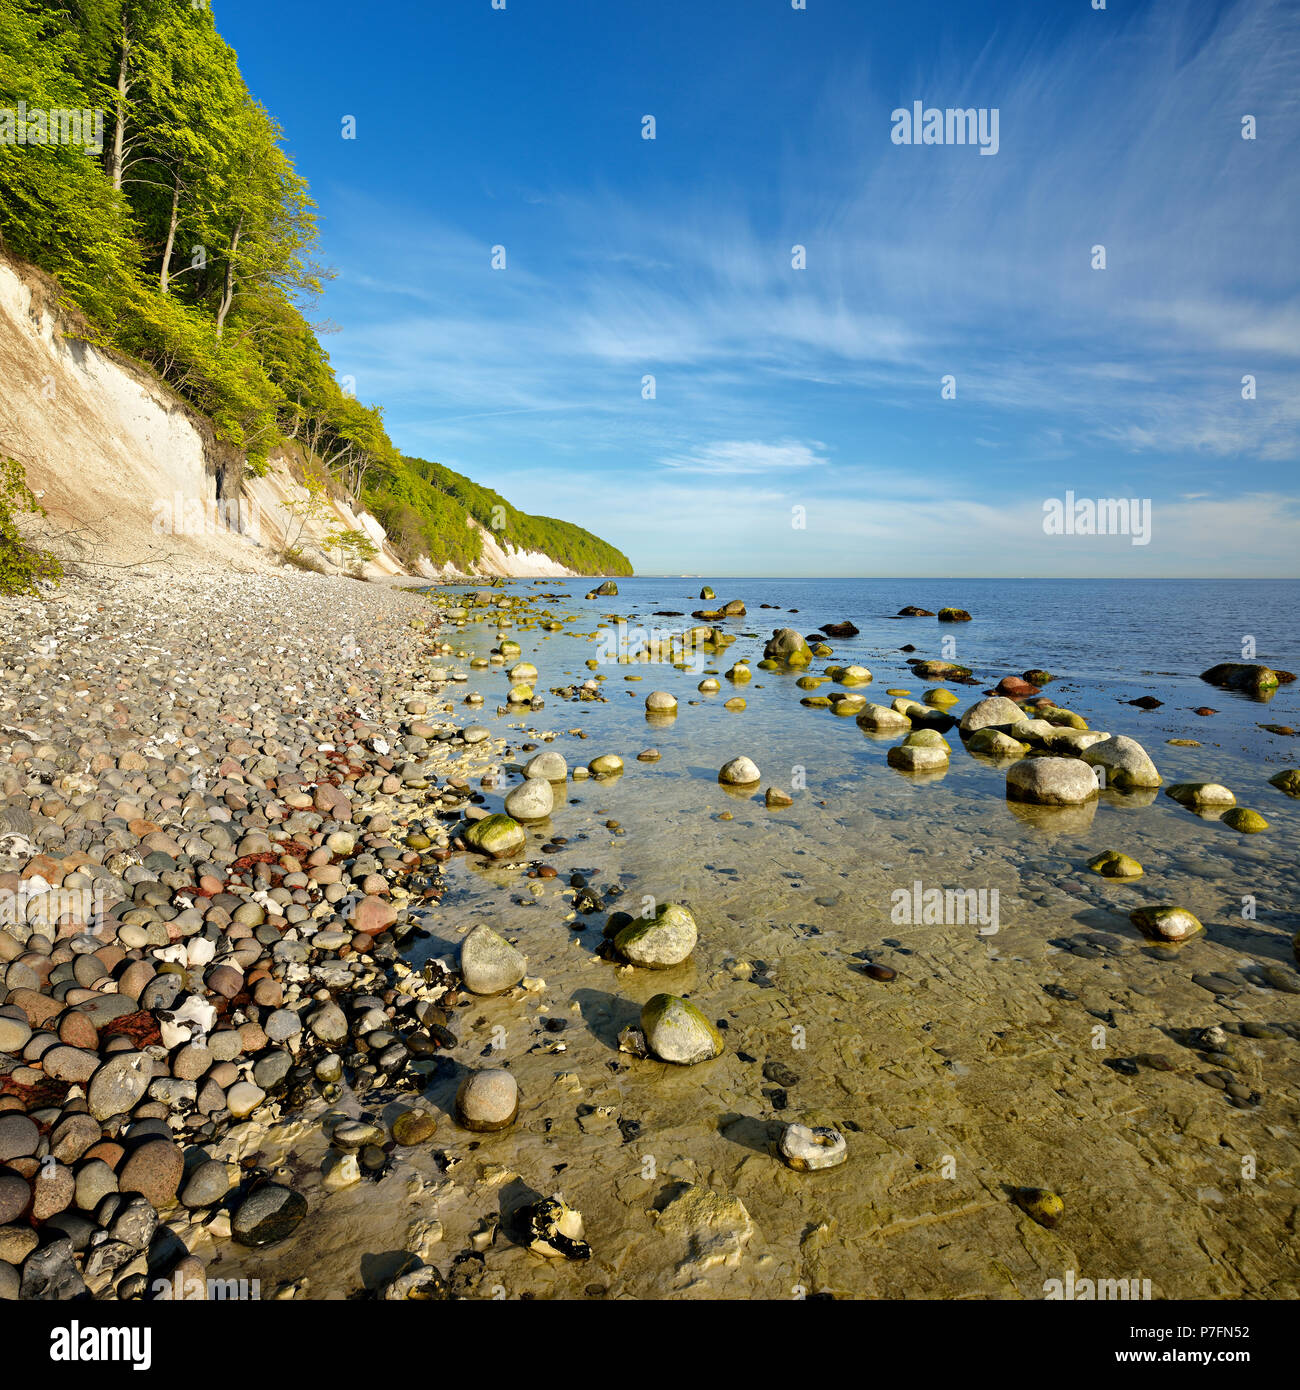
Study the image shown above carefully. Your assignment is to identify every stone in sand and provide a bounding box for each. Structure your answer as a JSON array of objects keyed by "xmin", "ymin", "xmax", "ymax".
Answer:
[
  {"xmin": 460, "ymin": 924, "xmax": 526, "ymax": 995},
  {"xmin": 232, "ymin": 1184, "xmax": 307, "ymax": 1247},
  {"xmin": 778, "ymin": 1123, "xmax": 848, "ymax": 1172},
  {"xmin": 456, "ymin": 1068, "xmax": 519, "ymax": 1131},
  {"xmin": 640, "ymin": 994, "xmax": 724, "ymax": 1065},
  {"xmin": 614, "ymin": 903, "xmax": 698, "ymax": 968}
]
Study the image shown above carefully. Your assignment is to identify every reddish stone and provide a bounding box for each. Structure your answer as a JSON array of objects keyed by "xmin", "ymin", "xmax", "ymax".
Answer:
[
  {"xmin": 58, "ymin": 1010, "xmax": 100, "ymax": 1050},
  {"xmin": 350, "ymin": 897, "xmax": 398, "ymax": 936},
  {"xmin": 206, "ymin": 965, "xmax": 244, "ymax": 999},
  {"xmin": 995, "ymin": 676, "xmax": 1040, "ymax": 699}
]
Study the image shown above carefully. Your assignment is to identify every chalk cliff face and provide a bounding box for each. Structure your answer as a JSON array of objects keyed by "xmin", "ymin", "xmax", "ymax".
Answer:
[{"xmin": 0, "ymin": 253, "xmax": 580, "ymax": 579}]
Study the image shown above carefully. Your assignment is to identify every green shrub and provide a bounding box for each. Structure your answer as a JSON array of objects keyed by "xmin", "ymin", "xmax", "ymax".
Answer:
[{"xmin": 0, "ymin": 457, "xmax": 62, "ymax": 595}]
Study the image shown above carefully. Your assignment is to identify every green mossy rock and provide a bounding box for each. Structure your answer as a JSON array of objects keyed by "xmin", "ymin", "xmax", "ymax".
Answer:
[
  {"xmin": 1222, "ymin": 807, "xmax": 1268, "ymax": 833},
  {"xmin": 464, "ymin": 814, "xmax": 526, "ymax": 860},
  {"xmin": 1130, "ymin": 905, "xmax": 1203, "ymax": 943},
  {"xmin": 1087, "ymin": 850, "xmax": 1143, "ymax": 880},
  {"xmin": 614, "ymin": 904, "xmax": 698, "ymax": 969},
  {"xmin": 640, "ymin": 994, "xmax": 724, "ymax": 1065}
]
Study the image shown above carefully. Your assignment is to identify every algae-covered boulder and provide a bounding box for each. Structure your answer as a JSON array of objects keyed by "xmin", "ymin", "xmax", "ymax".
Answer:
[
  {"xmin": 968, "ymin": 727, "xmax": 1029, "ymax": 758},
  {"xmin": 588, "ymin": 753, "xmax": 624, "ymax": 777},
  {"xmin": 640, "ymin": 994, "xmax": 724, "ymax": 1064},
  {"xmin": 1166, "ymin": 782, "xmax": 1235, "ymax": 808},
  {"xmin": 1082, "ymin": 735, "xmax": 1162, "ymax": 789},
  {"xmin": 856, "ymin": 703, "xmax": 911, "ymax": 732},
  {"xmin": 1130, "ymin": 906, "xmax": 1203, "ymax": 943},
  {"xmin": 1087, "ymin": 850, "xmax": 1143, "ymax": 880},
  {"xmin": 614, "ymin": 904, "xmax": 698, "ymax": 969},
  {"xmin": 826, "ymin": 664, "xmax": 872, "ymax": 686},
  {"xmin": 1222, "ymin": 807, "xmax": 1268, "ymax": 833},
  {"xmin": 937, "ymin": 607, "xmax": 972, "ymax": 622},
  {"xmin": 1269, "ymin": 769, "xmax": 1300, "ymax": 797},
  {"xmin": 699, "ymin": 586, "xmax": 715, "ymax": 600},
  {"xmin": 763, "ymin": 628, "xmax": 813, "ymax": 667},
  {"xmin": 1200, "ymin": 662, "xmax": 1288, "ymax": 694},
  {"xmin": 465, "ymin": 813, "xmax": 526, "ymax": 859}
]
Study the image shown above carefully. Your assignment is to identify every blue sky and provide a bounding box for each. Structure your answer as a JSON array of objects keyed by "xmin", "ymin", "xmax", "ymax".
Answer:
[{"xmin": 216, "ymin": 0, "xmax": 1299, "ymax": 576}]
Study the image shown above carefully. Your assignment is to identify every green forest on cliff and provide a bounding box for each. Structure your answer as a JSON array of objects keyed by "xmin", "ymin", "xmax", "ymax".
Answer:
[{"xmin": 0, "ymin": 0, "xmax": 631, "ymax": 575}]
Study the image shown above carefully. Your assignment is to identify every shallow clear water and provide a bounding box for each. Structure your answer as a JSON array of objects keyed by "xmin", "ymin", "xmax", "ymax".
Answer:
[{"xmin": 226, "ymin": 577, "xmax": 1300, "ymax": 1299}]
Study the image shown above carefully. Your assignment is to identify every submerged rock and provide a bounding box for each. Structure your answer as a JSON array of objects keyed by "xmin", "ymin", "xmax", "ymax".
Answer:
[
  {"xmin": 762, "ymin": 628, "xmax": 813, "ymax": 666},
  {"xmin": 856, "ymin": 703, "xmax": 911, "ymax": 732},
  {"xmin": 1222, "ymin": 807, "xmax": 1268, "ymax": 833},
  {"xmin": 1269, "ymin": 769, "xmax": 1300, "ymax": 796},
  {"xmin": 1081, "ymin": 735, "xmax": 1162, "ymax": 789},
  {"xmin": 1087, "ymin": 850, "xmax": 1144, "ymax": 879},
  {"xmin": 1130, "ymin": 906, "xmax": 1203, "ymax": 943},
  {"xmin": 967, "ymin": 727, "xmax": 1028, "ymax": 758},
  {"xmin": 1166, "ymin": 782, "xmax": 1235, "ymax": 808},
  {"xmin": 959, "ymin": 696, "xmax": 1024, "ymax": 734},
  {"xmin": 524, "ymin": 749, "xmax": 568, "ymax": 781},
  {"xmin": 504, "ymin": 777, "xmax": 553, "ymax": 821},
  {"xmin": 1200, "ymin": 662, "xmax": 1289, "ymax": 694}
]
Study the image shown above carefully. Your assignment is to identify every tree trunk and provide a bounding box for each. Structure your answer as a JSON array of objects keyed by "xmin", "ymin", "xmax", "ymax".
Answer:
[
  {"xmin": 215, "ymin": 216, "xmax": 243, "ymax": 338},
  {"xmin": 159, "ymin": 180, "xmax": 180, "ymax": 293},
  {"xmin": 109, "ymin": 19, "xmax": 129, "ymax": 190}
]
